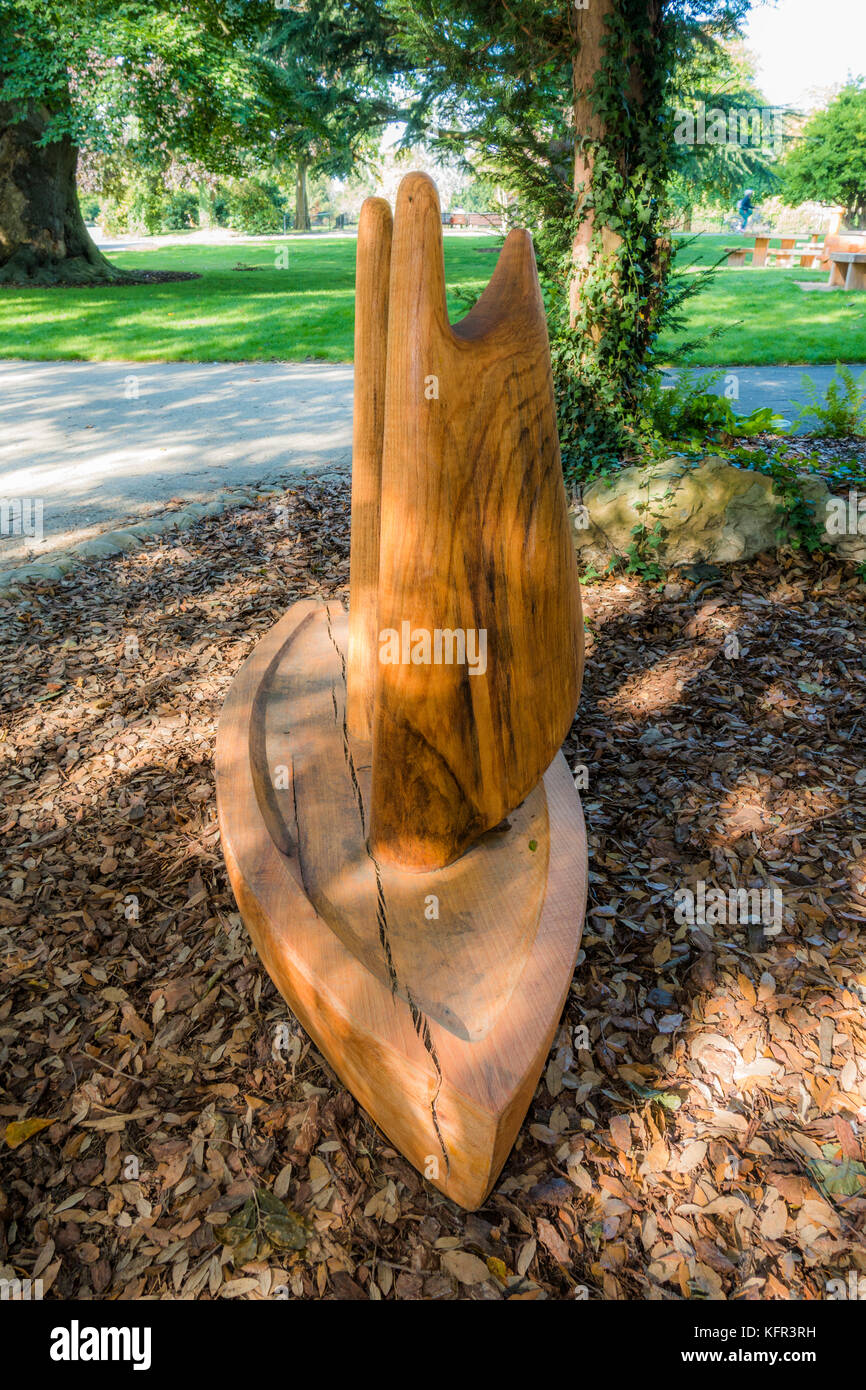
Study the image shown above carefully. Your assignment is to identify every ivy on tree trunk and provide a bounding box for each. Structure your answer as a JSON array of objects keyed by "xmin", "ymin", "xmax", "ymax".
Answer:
[{"xmin": 554, "ymin": 0, "xmax": 673, "ymax": 477}]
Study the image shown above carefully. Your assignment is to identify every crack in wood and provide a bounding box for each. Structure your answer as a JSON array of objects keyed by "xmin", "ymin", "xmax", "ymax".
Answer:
[{"xmin": 324, "ymin": 603, "xmax": 449, "ymax": 1174}]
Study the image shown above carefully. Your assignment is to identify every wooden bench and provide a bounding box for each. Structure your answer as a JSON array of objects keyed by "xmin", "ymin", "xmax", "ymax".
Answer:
[
  {"xmin": 820, "ymin": 232, "xmax": 866, "ymax": 270},
  {"xmin": 794, "ymin": 236, "xmax": 823, "ymax": 268},
  {"xmin": 828, "ymin": 251, "xmax": 866, "ymax": 290},
  {"xmin": 751, "ymin": 235, "xmax": 797, "ymax": 268},
  {"xmin": 723, "ymin": 246, "xmax": 748, "ymax": 266},
  {"xmin": 215, "ymin": 173, "xmax": 588, "ymax": 1211},
  {"xmin": 752, "ymin": 235, "xmax": 770, "ymax": 267}
]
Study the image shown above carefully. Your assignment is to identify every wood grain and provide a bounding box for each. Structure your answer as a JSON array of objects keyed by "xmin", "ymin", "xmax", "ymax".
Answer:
[
  {"xmin": 265, "ymin": 602, "xmax": 549, "ymax": 1042},
  {"xmin": 216, "ymin": 171, "xmax": 589, "ymax": 1207},
  {"xmin": 347, "ymin": 197, "xmax": 392, "ymax": 742},
  {"xmin": 369, "ymin": 172, "xmax": 583, "ymax": 871},
  {"xmin": 215, "ymin": 600, "xmax": 587, "ymax": 1210}
]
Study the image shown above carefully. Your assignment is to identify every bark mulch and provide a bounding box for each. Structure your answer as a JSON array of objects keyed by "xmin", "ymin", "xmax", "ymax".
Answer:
[
  {"xmin": 0, "ymin": 271, "xmax": 201, "ymax": 292},
  {"xmin": 1, "ymin": 477, "xmax": 865, "ymax": 1301}
]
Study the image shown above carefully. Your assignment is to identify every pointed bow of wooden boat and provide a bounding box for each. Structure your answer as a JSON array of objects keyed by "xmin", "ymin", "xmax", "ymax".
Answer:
[{"xmin": 216, "ymin": 601, "xmax": 587, "ymax": 1210}]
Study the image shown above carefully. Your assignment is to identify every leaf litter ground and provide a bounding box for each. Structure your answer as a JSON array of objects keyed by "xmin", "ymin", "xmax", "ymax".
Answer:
[{"xmin": 1, "ymin": 477, "xmax": 865, "ymax": 1301}]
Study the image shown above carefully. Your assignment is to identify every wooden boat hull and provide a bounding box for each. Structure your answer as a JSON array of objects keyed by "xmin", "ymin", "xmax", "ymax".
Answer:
[{"xmin": 216, "ymin": 599, "xmax": 587, "ymax": 1210}]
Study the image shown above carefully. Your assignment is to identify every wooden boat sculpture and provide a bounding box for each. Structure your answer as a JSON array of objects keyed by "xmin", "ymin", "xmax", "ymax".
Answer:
[{"xmin": 216, "ymin": 172, "xmax": 587, "ymax": 1210}]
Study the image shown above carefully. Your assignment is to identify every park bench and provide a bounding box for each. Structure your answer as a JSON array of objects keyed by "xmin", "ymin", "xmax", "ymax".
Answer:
[
  {"xmin": 723, "ymin": 245, "xmax": 748, "ymax": 266},
  {"xmin": 752, "ymin": 234, "xmax": 770, "ymax": 266},
  {"xmin": 794, "ymin": 236, "xmax": 823, "ymax": 268},
  {"xmin": 772, "ymin": 237, "xmax": 797, "ymax": 267},
  {"xmin": 750, "ymin": 236, "xmax": 796, "ymax": 267},
  {"xmin": 747, "ymin": 235, "xmax": 822, "ymax": 269},
  {"xmin": 828, "ymin": 251, "xmax": 866, "ymax": 290}
]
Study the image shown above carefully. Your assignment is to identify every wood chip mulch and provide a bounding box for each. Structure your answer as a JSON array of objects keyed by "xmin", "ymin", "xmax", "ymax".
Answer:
[
  {"xmin": 1, "ymin": 477, "xmax": 865, "ymax": 1301},
  {"xmin": 747, "ymin": 431, "xmax": 865, "ymax": 481}
]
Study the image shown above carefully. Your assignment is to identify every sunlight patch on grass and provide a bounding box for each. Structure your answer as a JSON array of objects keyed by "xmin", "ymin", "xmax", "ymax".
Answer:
[{"xmin": 0, "ymin": 231, "xmax": 860, "ymax": 366}]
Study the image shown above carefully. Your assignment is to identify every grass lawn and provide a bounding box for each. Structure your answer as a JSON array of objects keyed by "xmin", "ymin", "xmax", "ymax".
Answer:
[
  {"xmin": 0, "ymin": 230, "xmax": 863, "ymax": 366},
  {"xmin": 0, "ymin": 235, "xmax": 492, "ymax": 363},
  {"xmin": 660, "ymin": 233, "xmax": 866, "ymax": 366}
]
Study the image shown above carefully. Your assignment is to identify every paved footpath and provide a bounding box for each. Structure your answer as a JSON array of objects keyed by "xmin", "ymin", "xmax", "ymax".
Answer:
[
  {"xmin": 665, "ymin": 363, "xmax": 866, "ymax": 428},
  {"xmin": 0, "ymin": 359, "xmax": 862, "ymax": 564},
  {"xmin": 0, "ymin": 360, "xmax": 353, "ymax": 562}
]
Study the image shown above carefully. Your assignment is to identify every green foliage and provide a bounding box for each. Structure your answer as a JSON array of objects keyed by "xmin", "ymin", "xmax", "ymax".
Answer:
[
  {"xmin": 667, "ymin": 37, "xmax": 781, "ymax": 220},
  {"xmin": 389, "ymin": 0, "xmax": 757, "ymax": 479},
  {"xmin": 780, "ymin": 82, "xmax": 866, "ymax": 229},
  {"xmin": 625, "ymin": 515, "xmax": 667, "ymax": 583},
  {"xmin": 795, "ymin": 365, "xmax": 866, "ymax": 438},
  {"xmin": 96, "ymin": 174, "xmax": 201, "ymax": 235},
  {"xmin": 162, "ymin": 190, "xmax": 201, "ymax": 232},
  {"xmin": 0, "ymin": 0, "xmax": 289, "ymax": 166},
  {"xmin": 223, "ymin": 178, "xmax": 285, "ymax": 235},
  {"xmin": 78, "ymin": 194, "xmax": 101, "ymax": 223},
  {"xmin": 754, "ymin": 447, "xmax": 831, "ymax": 555},
  {"xmin": 215, "ymin": 1188, "xmax": 308, "ymax": 1265},
  {"xmin": 645, "ymin": 367, "xmax": 786, "ymax": 445},
  {"xmin": 260, "ymin": 1, "xmax": 408, "ymax": 182}
]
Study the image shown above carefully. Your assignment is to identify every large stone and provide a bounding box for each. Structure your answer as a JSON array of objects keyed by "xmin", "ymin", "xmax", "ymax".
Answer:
[
  {"xmin": 75, "ymin": 535, "xmax": 124, "ymax": 558},
  {"xmin": 571, "ymin": 456, "xmax": 864, "ymax": 570}
]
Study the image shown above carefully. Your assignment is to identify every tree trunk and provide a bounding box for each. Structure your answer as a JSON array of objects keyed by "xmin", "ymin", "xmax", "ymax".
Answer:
[
  {"xmin": 294, "ymin": 159, "xmax": 310, "ymax": 232},
  {"xmin": 569, "ymin": 0, "xmax": 616, "ymax": 323},
  {"xmin": 0, "ymin": 103, "xmax": 133, "ymax": 285},
  {"xmin": 568, "ymin": 0, "xmax": 661, "ymax": 325},
  {"xmin": 553, "ymin": 0, "xmax": 670, "ymax": 474},
  {"xmin": 197, "ymin": 181, "xmax": 215, "ymax": 229}
]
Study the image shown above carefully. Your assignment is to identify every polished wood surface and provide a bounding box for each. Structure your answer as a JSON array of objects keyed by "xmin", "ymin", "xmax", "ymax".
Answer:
[
  {"xmin": 369, "ymin": 173, "xmax": 583, "ymax": 871},
  {"xmin": 262, "ymin": 601, "xmax": 549, "ymax": 1042},
  {"xmin": 215, "ymin": 601, "xmax": 587, "ymax": 1210},
  {"xmin": 347, "ymin": 197, "xmax": 392, "ymax": 743},
  {"xmin": 216, "ymin": 172, "xmax": 588, "ymax": 1208}
]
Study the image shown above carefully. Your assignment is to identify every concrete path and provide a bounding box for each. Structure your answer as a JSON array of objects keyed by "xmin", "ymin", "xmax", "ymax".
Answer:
[
  {"xmin": 663, "ymin": 364, "xmax": 866, "ymax": 429},
  {"xmin": 1, "ymin": 358, "xmax": 862, "ymax": 565},
  {"xmin": 0, "ymin": 361, "xmax": 353, "ymax": 563}
]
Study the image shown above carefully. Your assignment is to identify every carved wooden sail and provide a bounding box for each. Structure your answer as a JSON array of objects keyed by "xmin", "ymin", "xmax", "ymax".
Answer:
[
  {"xmin": 347, "ymin": 196, "xmax": 392, "ymax": 744},
  {"xmin": 354, "ymin": 173, "xmax": 583, "ymax": 870},
  {"xmin": 216, "ymin": 173, "xmax": 587, "ymax": 1210}
]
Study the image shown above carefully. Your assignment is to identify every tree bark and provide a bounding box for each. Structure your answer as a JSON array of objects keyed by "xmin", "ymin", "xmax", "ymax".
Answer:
[
  {"xmin": 0, "ymin": 103, "xmax": 133, "ymax": 285},
  {"xmin": 569, "ymin": 0, "xmax": 619, "ymax": 325},
  {"xmin": 294, "ymin": 158, "xmax": 310, "ymax": 232},
  {"xmin": 568, "ymin": 0, "xmax": 665, "ymax": 336}
]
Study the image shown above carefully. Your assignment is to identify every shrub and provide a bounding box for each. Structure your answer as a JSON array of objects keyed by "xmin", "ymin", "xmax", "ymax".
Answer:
[
  {"xmin": 224, "ymin": 178, "xmax": 285, "ymax": 235},
  {"xmin": 78, "ymin": 194, "xmax": 101, "ymax": 223},
  {"xmin": 645, "ymin": 368, "xmax": 785, "ymax": 444},
  {"xmin": 796, "ymin": 366, "xmax": 866, "ymax": 438},
  {"xmin": 161, "ymin": 190, "xmax": 200, "ymax": 231}
]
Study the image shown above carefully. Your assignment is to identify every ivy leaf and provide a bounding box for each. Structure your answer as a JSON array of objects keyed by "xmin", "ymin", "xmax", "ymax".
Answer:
[
  {"xmin": 215, "ymin": 1196, "xmax": 257, "ymax": 1245},
  {"xmin": 262, "ymin": 1209, "xmax": 308, "ymax": 1251},
  {"xmin": 807, "ymin": 1157, "xmax": 866, "ymax": 1198},
  {"xmin": 625, "ymin": 1081, "xmax": 683, "ymax": 1110}
]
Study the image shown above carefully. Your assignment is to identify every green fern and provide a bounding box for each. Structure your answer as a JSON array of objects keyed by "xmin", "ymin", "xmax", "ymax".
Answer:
[{"xmin": 795, "ymin": 365, "xmax": 866, "ymax": 438}]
